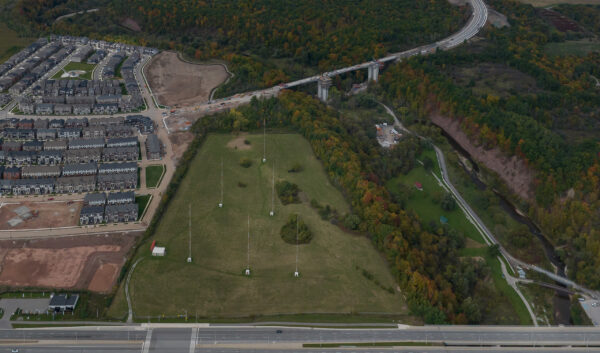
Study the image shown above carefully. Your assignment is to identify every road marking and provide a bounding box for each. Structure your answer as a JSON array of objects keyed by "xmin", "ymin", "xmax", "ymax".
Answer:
[
  {"xmin": 142, "ymin": 328, "xmax": 152, "ymax": 353},
  {"xmin": 190, "ymin": 327, "xmax": 198, "ymax": 353}
]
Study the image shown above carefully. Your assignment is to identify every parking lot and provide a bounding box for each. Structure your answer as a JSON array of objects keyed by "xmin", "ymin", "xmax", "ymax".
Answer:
[{"xmin": 580, "ymin": 298, "xmax": 600, "ymax": 326}]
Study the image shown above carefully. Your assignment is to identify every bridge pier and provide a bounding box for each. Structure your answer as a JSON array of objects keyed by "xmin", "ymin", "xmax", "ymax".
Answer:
[
  {"xmin": 317, "ymin": 76, "xmax": 332, "ymax": 102},
  {"xmin": 367, "ymin": 62, "xmax": 379, "ymax": 82}
]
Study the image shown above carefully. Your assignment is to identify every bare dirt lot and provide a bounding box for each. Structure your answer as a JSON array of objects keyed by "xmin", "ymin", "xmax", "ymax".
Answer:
[
  {"xmin": 0, "ymin": 201, "xmax": 82, "ymax": 230},
  {"xmin": 168, "ymin": 131, "xmax": 195, "ymax": 163},
  {"xmin": 145, "ymin": 51, "xmax": 229, "ymax": 107},
  {"xmin": 0, "ymin": 232, "xmax": 140, "ymax": 293}
]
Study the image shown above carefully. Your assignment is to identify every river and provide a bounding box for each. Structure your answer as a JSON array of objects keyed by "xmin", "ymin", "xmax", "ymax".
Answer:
[{"xmin": 435, "ymin": 126, "xmax": 572, "ymax": 325}]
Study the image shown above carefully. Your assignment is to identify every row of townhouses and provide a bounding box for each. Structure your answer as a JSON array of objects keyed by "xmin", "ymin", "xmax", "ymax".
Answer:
[
  {"xmin": 0, "ymin": 172, "xmax": 137, "ymax": 195},
  {"xmin": 0, "ymin": 146, "xmax": 138, "ymax": 166},
  {"xmin": 80, "ymin": 191, "xmax": 139, "ymax": 224},
  {"xmin": 0, "ymin": 115, "xmax": 154, "ymax": 135}
]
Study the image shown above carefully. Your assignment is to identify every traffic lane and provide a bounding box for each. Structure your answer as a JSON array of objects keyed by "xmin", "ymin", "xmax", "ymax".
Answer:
[
  {"xmin": 0, "ymin": 329, "xmax": 146, "ymax": 341},
  {"xmin": 195, "ymin": 348, "xmax": 600, "ymax": 353},
  {"xmin": 0, "ymin": 344, "xmax": 141, "ymax": 353},
  {"xmin": 195, "ymin": 327, "xmax": 600, "ymax": 344},
  {"xmin": 149, "ymin": 328, "xmax": 192, "ymax": 353}
]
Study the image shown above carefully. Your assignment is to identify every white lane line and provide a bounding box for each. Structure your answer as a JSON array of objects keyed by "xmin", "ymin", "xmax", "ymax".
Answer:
[
  {"xmin": 142, "ymin": 328, "xmax": 152, "ymax": 353},
  {"xmin": 190, "ymin": 327, "xmax": 198, "ymax": 353}
]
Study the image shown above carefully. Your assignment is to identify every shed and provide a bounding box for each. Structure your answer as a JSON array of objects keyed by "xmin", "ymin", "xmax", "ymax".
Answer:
[
  {"xmin": 414, "ymin": 182, "xmax": 423, "ymax": 191},
  {"xmin": 152, "ymin": 246, "xmax": 165, "ymax": 257},
  {"xmin": 440, "ymin": 216, "xmax": 448, "ymax": 224}
]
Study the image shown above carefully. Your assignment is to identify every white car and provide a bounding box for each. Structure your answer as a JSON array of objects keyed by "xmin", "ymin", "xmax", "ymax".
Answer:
[{"xmin": 592, "ymin": 302, "xmax": 599, "ymax": 307}]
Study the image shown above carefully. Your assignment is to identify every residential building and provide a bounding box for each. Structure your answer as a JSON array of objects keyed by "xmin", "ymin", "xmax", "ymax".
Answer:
[
  {"xmin": 98, "ymin": 162, "xmax": 137, "ymax": 175},
  {"xmin": 36, "ymin": 128, "xmax": 57, "ymax": 140},
  {"xmin": 107, "ymin": 191, "xmax": 135, "ymax": 205},
  {"xmin": 79, "ymin": 205, "xmax": 104, "ymax": 225},
  {"xmin": 44, "ymin": 139, "xmax": 67, "ymax": 151},
  {"xmin": 22, "ymin": 165, "xmax": 61, "ymax": 179},
  {"xmin": 3, "ymin": 167, "xmax": 21, "ymax": 180},
  {"xmin": 62, "ymin": 163, "xmax": 97, "ymax": 176},
  {"xmin": 84, "ymin": 193, "xmax": 106, "ymax": 206},
  {"xmin": 97, "ymin": 172, "xmax": 136, "ymax": 191},
  {"xmin": 55, "ymin": 175, "xmax": 96, "ymax": 193},
  {"xmin": 82, "ymin": 126, "xmax": 106, "ymax": 139},
  {"xmin": 12, "ymin": 178, "xmax": 55, "ymax": 195},
  {"xmin": 37, "ymin": 150, "xmax": 63, "ymax": 165},
  {"xmin": 106, "ymin": 137, "xmax": 137, "ymax": 148},
  {"xmin": 64, "ymin": 148, "xmax": 102, "ymax": 164},
  {"xmin": 102, "ymin": 146, "xmax": 138, "ymax": 162},
  {"xmin": 2, "ymin": 141, "xmax": 22, "ymax": 151},
  {"xmin": 68, "ymin": 138, "xmax": 105, "ymax": 150},
  {"xmin": 145, "ymin": 134, "xmax": 162, "ymax": 160},
  {"xmin": 105, "ymin": 203, "xmax": 138, "ymax": 223},
  {"xmin": 23, "ymin": 140, "xmax": 43, "ymax": 152},
  {"xmin": 57, "ymin": 128, "xmax": 81, "ymax": 139},
  {"xmin": 7, "ymin": 151, "xmax": 36, "ymax": 165}
]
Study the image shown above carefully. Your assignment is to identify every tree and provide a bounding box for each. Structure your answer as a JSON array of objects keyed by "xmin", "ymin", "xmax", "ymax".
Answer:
[
  {"xmin": 422, "ymin": 156, "xmax": 434, "ymax": 172},
  {"xmin": 441, "ymin": 193, "xmax": 457, "ymax": 211}
]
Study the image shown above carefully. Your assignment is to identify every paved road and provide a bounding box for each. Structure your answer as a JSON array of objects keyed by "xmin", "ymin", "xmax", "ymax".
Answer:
[{"xmin": 3, "ymin": 326, "xmax": 600, "ymax": 346}]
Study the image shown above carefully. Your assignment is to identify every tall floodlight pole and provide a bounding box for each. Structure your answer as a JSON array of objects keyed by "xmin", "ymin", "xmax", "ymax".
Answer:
[
  {"xmin": 262, "ymin": 118, "xmax": 267, "ymax": 163},
  {"xmin": 294, "ymin": 214, "xmax": 299, "ymax": 277},
  {"xmin": 245, "ymin": 215, "xmax": 251, "ymax": 276},
  {"xmin": 187, "ymin": 203, "xmax": 192, "ymax": 263},
  {"xmin": 218, "ymin": 158, "xmax": 223, "ymax": 208},
  {"xmin": 270, "ymin": 162, "xmax": 275, "ymax": 216}
]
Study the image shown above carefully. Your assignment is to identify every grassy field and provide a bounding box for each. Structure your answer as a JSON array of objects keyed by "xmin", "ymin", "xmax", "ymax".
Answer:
[
  {"xmin": 545, "ymin": 40, "xmax": 600, "ymax": 57},
  {"xmin": 51, "ymin": 61, "xmax": 96, "ymax": 80},
  {"xmin": 135, "ymin": 195, "xmax": 152, "ymax": 220},
  {"xmin": 109, "ymin": 133, "xmax": 411, "ymax": 320},
  {"xmin": 385, "ymin": 149, "xmax": 485, "ymax": 244},
  {"xmin": 0, "ymin": 23, "xmax": 36, "ymax": 63},
  {"xmin": 145, "ymin": 165, "xmax": 165, "ymax": 188}
]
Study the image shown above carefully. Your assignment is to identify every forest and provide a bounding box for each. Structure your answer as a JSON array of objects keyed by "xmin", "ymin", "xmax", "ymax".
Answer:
[
  {"xmin": 3, "ymin": 0, "xmax": 468, "ymax": 96},
  {"xmin": 376, "ymin": 0, "xmax": 600, "ymax": 289}
]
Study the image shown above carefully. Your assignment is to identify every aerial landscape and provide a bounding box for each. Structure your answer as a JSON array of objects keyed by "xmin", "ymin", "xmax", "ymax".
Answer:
[{"xmin": 0, "ymin": 0, "xmax": 598, "ymax": 351}]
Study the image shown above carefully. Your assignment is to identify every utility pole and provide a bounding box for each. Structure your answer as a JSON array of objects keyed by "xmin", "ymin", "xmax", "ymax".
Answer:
[
  {"xmin": 270, "ymin": 162, "xmax": 275, "ymax": 216},
  {"xmin": 262, "ymin": 118, "xmax": 267, "ymax": 163},
  {"xmin": 187, "ymin": 203, "xmax": 192, "ymax": 263},
  {"xmin": 245, "ymin": 215, "xmax": 251, "ymax": 276},
  {"xmin": 218, "ymin": 158, "xmax": 223, "ymax": 208},
  {"xmin": 294, "ymin": 214, "xmax": 299, "ymax": 277}
]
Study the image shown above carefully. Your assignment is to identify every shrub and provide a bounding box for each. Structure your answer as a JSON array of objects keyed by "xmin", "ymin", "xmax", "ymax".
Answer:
[
  {"xmin": 288, "ymin": 163, "xmax": 303, "ymax": 173},
  {"xmin": 280, "ymin": 215, "xmax": 313, "ymax": 244},
  {"xmin": 239, "ymin": 158, "xmax": 252, "ymax": 168},
  {"xmin": 244, "ymin": 139, "xmax": 251, "ymax": 145},
  {"xmin": 441, "ymin": 193, "xmax": 457, "ymax": 211},
  {"xmin": 238, "ymin": 181, "xmax": 247, "ymax": 188},
  {"xmin": 276, "ymin": 180, "xmax": 300, "ymax": 204},
  {"xmin": 344, "ymin": 214, "xmax": 361, "ymax": 230}
]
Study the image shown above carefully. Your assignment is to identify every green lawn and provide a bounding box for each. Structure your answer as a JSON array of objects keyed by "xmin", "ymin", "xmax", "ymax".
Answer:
[
  {"xmin": 545, "ymin": 40, "xmax": 600, "ymax": 57},
  {"xmin": 145, "ymin": 165, "xmax": 165, "ymax": 188},
  {"xmin": 135, "ymin": 195, "xmax": 152, "ymax": 220},
  {"xmin": 0, "ymin": 23, "xmax": 36, "ymax": 63},
  {"xmin": 51, "ymin": 61, "xmax": 96, "ymax": 80},
  {"xmin": 110, "ymin": 133, "xmax": 411, "ymax": 320},
  {"xmin": 385, "ymin": 151, "xmax": 485, "ymax": 244}
]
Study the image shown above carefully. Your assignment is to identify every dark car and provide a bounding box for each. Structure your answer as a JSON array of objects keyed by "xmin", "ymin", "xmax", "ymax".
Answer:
[{"xmin": 276, "ymin": 330, "xmax": 283, "ymax": 334}]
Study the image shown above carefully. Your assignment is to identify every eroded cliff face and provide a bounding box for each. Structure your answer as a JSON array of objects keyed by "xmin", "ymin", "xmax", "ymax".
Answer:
[{"xmin": 430, "ymin": 113, "xmax": 535, "ymax": 201}]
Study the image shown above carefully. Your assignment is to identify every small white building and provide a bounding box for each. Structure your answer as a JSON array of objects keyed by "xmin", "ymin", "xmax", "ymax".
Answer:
[{"xmin": 152, "ymin": 246, "xmax": 166, "ymax": 257}]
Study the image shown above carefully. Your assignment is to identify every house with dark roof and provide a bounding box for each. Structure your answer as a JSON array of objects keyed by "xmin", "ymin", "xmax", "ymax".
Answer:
[
  {"xmin": 98, "ymin": 162, "xmax": 137, "ymax": 175},
  {"xmin": 105, "ymin": 203, "xmax": 138, "ymax": 223},
  {"xmin": 64, "ymin": 148, "xmax": 102, "ymax": 164},
  {"xmin": 107, "ymin": 191, "xmax": 135, "ymax": 205},
  {"xmin": 37, "ymin": 150, "xmax": 63, "ymax": 165},
  {"xmin": 12, "ymin": 178, "xmax": 55, "ymax": 195},
  {"xmin": 84, "ymin": 193, "xmax": 107, "ymax": 206},
  {"xmin": 79, "ymin": 206, "xmax": 104, "ymax": 225},
  {"xmin": 23, "ymin": 140, "xmax": 43, "ymax": 152},
  {"xmin": 68, "ymin": 138, "xmax": 105, "ymax": 150},
  {"xmin": 22, "ymin": 165, "xmax": 61, "ymax": 179},
  {"xmin": 97, "ymin": 172, "xmax": 136, "ymax": 191},
  {"xmin": 44, "ymin": 139, "xmax": 68, "ymax": 151},
  {"xmin": 102, "ymin": 146, "xmax": 137, "ymax": 162},
  {"xmin": 62, "ymin": 163, "xmax": 97, "ymax": 177},
  {"xmin": 106, "ymin": 137, "xmax": 137, "ymax": 148},
  {"xmin": 48, "ymin": 293, "xmax": 79, "ymax": 312},
  {"xmin": 145, "ymin": 134, "xmax": 162, "ymax": 160},
  {"xmin": 55, "ymin": 175, "xmax": 96, "ymax": 193}
]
